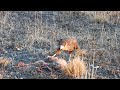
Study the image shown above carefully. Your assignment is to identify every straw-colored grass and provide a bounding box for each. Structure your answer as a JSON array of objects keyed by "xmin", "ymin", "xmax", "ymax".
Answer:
[
  {"xmin": 87, "ymin": 11, "xmax": 120, "ymax": 23},
  {"xmin": 48, "ymin": 56, "xmax": 87, "ymax": 79},
  {"xmin": 62, "ymin": 57, "xmax": 86, "ymax": 79},
  {"xmin": 0, "ymin": 57, "xmax": 11, "ymax": 67},
  {"xmin": 0, "ymin": 74, "xmax": 3, "ymax": 79}
]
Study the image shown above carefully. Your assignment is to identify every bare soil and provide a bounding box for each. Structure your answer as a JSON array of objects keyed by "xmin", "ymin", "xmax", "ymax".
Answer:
[{"xmin": 0, "ymin": 11, "xmax": 120, "ymax": 79}]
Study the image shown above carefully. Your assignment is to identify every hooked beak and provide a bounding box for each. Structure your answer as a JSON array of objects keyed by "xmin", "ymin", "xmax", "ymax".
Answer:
[{"xmin": 60, "ymin": 45, "xmax": 64, "ymax": 50}]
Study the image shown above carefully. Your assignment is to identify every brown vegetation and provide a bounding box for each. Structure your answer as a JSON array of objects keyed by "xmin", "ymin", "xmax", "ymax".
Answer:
[
  {"xmin": 48, "ymin": 56, "xmax": 87, "ymax": 79},
  {"xmin": 52, "ymin": 37, "xmax": 87, "ymax": 60},
  {"xmin": 0, "ymin": 57, "xmax": 11, "ymax": 67}
]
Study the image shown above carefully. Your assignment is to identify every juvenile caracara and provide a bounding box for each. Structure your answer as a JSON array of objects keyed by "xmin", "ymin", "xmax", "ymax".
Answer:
[{"xmin": 51, "ymin": 37, "xmax": 86, "ymax": 61}]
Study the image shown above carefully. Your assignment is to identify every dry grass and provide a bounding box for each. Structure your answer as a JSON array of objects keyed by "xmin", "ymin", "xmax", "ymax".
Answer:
[
  {"xmin": 0, "ymin": 74, "xmax": 3, "ymax": 79},
  {"xmin": 0, "ymin": 57, "xmax": 12, "ymax": 67},
  {"xmin": 75, "ymin": 49, "xmax": 87, "ymax": 58},
  {"xmin": 92, "ymin": 12, "xmax": 110, "ymax": 22},
  {"xmin": 62, "ymin": 57, "xmax": 87, "ymax": 79},
  {"xmin": 85, "ymin": 11, "xmax": 120, "ymax": 23},
  {"xmin": 48, "ymin": 56, "xmax": 87, "ymax": 79},
  {"xmin": 0, "ymin": 11, "xmax": 120, "ymax": 79}
]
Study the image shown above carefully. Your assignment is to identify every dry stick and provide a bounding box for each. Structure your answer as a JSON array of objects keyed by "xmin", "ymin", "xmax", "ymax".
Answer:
[
  {"xmin": 85, "ymin": 62, "xmax": 90, "ymax": 79},
  {"xmin": 87, "ymin": 30, "xmax": 91, "ymax": 79},
  {"xmin": 107, "ymin": 30, "xmax": 112, "ymax": 63},
  {"xmin": 115, "ymin": 28, "xmax": 118, "ymax": 50},
  {"xmin": 81, "ymin": 51, "xmax": 84, "ymax": 61},
  {"xmin": 88, "ymin": 61, "xmax": 91, "ymax": 79},
  {"xmin": 40, "ymin": 11, "xmax": 43, "ymax": 34},
  {"xmin": 101, "ymin": 24, "xmax": 104, "ymax": 47},
  {"xmin": 91, "ymin": 49, "xmax": 95, "ymax": 79},
  {"xmin": 45, "ymin": 12, "xmax": 48, "ymax": 30},
  {"xmin": 64, "ymin": 12, "xmax": 69, "ymax": 37},
  {"xmin": 3, "ymin": 11, "xmax": 9, "ymax": 25},
  {"xmin": 26, "ymin": 23, "xmax": 34, "ymax": 50},
  {"xmin": 83, "ymin": 62, "xmax": 87, "ymax": 79},
  {"xmin": 34, "ymin": 11, "xmax": 37, "ymax": 54},
  {"xmin": 70, "ymin": 11, "xmax": 74, "ymax": 37},
  {"xmin": 0, "ymin": 12, "xmax": 5, "ymax": 46},
  {"xmin": 52, "ymin": 12, "xmax": 57, "ymax": 51},
  {"xmin": 91, "ymin": 31, "xmax": 96, "ymax": 79},
  {"xmin": 114, "ymin": 28, "xmax": 119, "ymax": 69},
  {"xmin": 84, "ymin": 68, "xmax": 88, "ymax": 79},
  {"xmin": 40, "ymin": 11, "xmax": 43, "ymax": 50}
]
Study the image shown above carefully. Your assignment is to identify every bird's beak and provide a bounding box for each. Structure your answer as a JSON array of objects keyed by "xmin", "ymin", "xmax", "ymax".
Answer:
[
  {"xmin": 52, "ymin": 54, "xmax": 56, "ymax": 57},
  {"xmin": 60, "ymin": 45, "xmax": 64, "ymax": 50}
]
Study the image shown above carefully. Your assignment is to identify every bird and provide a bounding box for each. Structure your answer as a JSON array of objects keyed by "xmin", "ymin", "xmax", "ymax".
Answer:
[{"xmin": 50, "ymin": 37, "xmax": 86, "ymax": 61}]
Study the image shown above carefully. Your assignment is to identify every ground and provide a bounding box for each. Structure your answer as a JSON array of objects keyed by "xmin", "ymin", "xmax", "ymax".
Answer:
[{"xmin": 0, "ymin": 11, "xmax": 120, "ymax": 79}]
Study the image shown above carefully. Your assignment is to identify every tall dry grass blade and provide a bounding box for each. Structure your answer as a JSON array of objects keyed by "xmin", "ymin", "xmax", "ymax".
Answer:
[
  {"xmin": 61, "ymin": 57, "xmax": 87, "ymax": 79},
  {"xmin": 48, "ymin": 56, "xmax": 87, "ymax": 79},
  {"xmin": 0, "ymin": 57, "xmax": 12, "ymax": 67}
]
